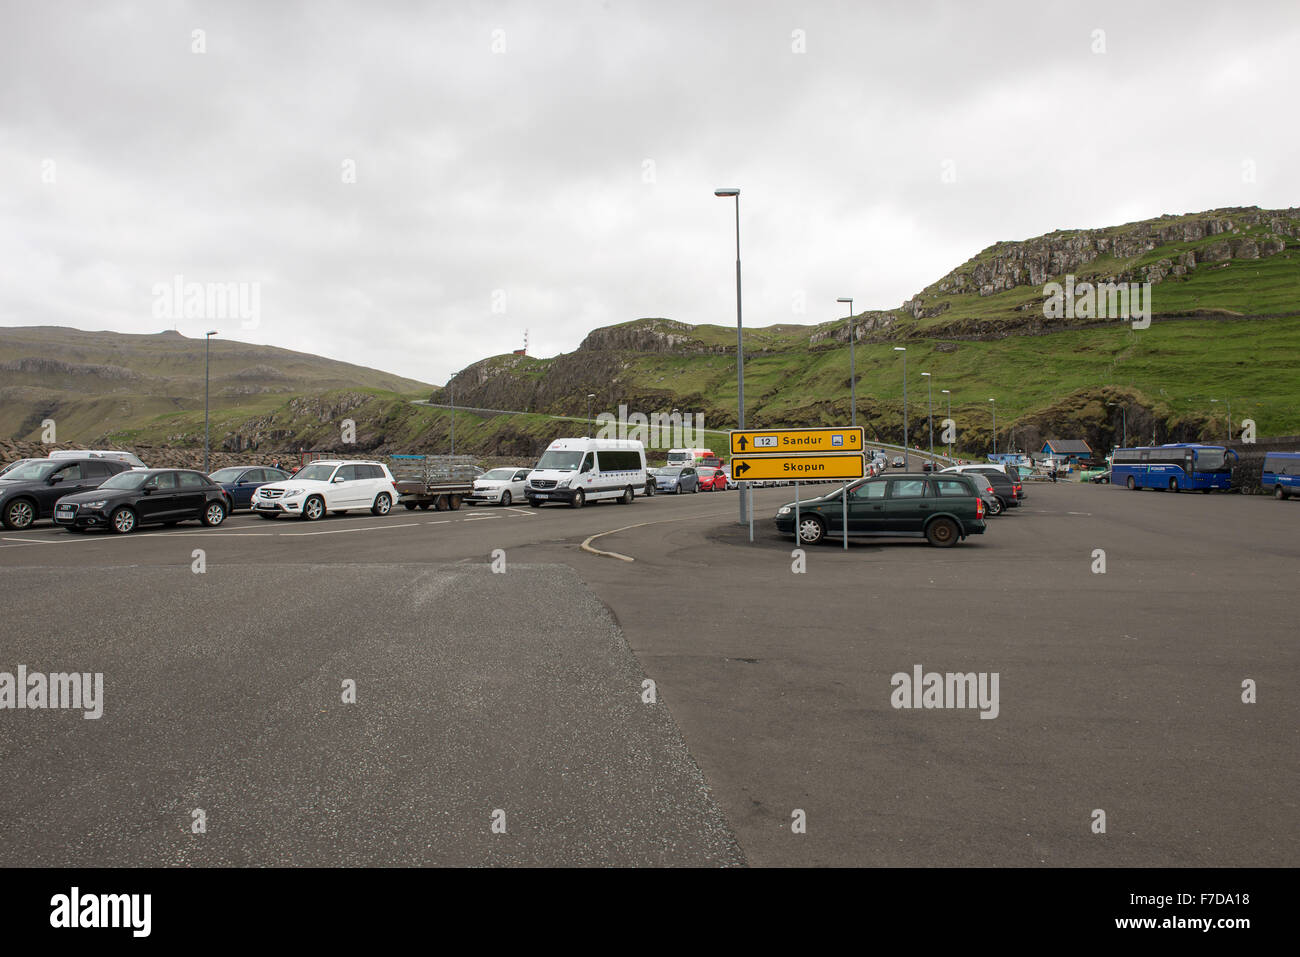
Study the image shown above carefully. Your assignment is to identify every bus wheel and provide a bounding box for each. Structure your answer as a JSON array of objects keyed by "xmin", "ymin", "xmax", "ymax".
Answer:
[
  {"xmin": 1276, "ymin": 486, "xmax": 1288, "ymax": 500},
  {"xmin": 1126, "ymin": 476, "xmax": 1137, "ymax": 490},
  {"xmin": 1169, "ymin": 478, "xmax": 1179, "ymax": 492}
]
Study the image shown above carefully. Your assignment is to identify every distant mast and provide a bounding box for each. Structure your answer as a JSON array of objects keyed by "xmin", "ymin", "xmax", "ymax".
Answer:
[{"xmin": 513, "ymin": 328, "xmax": 528, "ymax": 356}]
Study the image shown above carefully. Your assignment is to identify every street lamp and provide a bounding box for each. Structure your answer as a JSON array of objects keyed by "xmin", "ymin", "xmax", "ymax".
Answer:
[
  {"xmin": 1107, "ymin": 401, "xmax": 1127, "ymax": 449},
  {"xmin": 894, "ymin": 347, "xmax": 907, "ymax": 460},
  {"xmin": 449, "ymin": 383, "xmax": 456, "ymax": 455},
  {"xmin": 715, "ymin": 187, "xmax": 748, "ymax": 528},
  {"xmin": 941, "ymin": 389, "xmax": 952, "ymax": 457},
  {"xmin": 837, "ymin": 297, "xmax": 856, "ymax": 427},
  {"xmin": 586, "ymin": 393, "xmax": 596, "ymax": 438},
  {"xmin": 989, "ymin": 398, "xmax": 996, "ymax": 457},
  {"xmin": 921, "ymin": 372, "xmax": 934, "ymax": 461},
  {"xmin": 204, "ymin": 330, "xmax": 218, "ymax": 473}
]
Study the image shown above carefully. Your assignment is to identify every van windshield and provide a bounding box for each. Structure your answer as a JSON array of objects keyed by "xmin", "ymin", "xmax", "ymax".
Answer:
[{"xmin": 536, "ymin": 451, "xmax": 583, "ymax": 471}]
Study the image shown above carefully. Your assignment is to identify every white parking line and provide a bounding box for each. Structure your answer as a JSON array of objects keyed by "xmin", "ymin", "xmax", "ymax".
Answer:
[
  {"xmin": 1, "ymin": 536, "xmax": 56, "ymax": 544},
  {"xmin": 280, "ymin": 522, "xmax": 420, "ymax": 537},
  {"xmin": 462, "ymin": 516, "xmax": 497, "ymax": 522},
  {"xmin": 425, "ymin": 520, "xmax": 451, "ymax": 525}
]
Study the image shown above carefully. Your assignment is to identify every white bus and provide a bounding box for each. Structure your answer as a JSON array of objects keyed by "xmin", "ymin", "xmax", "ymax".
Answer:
[{"xmin": 525, "ymin": 437, "xmax": 648, "ymax": 508}]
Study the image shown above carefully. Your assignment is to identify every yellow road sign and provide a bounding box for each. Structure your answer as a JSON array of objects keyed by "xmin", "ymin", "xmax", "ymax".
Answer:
[
  {"xmin": 730, "ymin": 427, "xmax": 864, "ymax": 456},
  {"xmin": 730, "ymin": 454, "xmax": 865, "ymax": 482}
]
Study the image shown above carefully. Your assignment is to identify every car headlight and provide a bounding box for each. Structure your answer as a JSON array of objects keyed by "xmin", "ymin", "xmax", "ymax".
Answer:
[
  {"xmin": 283, "ymin": 488, "xmax": 303, "ymax": 497},
  {"xmin": 557, "ymin": 478, "xmax": 571, "ymax": 489},
  {"xmin": 777, "ymin": 506, "xmax": 792, "ymax": 515},
  {"xmin": 83, "ymin": 500, "xmax": 108, "ymax": 509}
]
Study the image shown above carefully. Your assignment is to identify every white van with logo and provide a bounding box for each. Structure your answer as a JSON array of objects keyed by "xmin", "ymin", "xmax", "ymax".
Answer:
[{"xmin": 525, "ymin": 438, "xmax": 647, "ymax": 508}]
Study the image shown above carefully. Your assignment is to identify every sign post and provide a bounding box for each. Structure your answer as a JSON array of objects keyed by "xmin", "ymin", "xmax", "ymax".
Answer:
[{"xmin": 728, "ymin": 426, "xmax": 865, "ymax": 549}]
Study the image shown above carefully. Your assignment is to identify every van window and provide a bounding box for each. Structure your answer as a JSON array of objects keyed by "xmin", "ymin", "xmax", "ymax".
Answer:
[
  {"xmin": 597, "ymin": 450, "xmax": 641, "ymax": 472},
  {"xmin": 580, "ymin": 453, "xmax": 594, "ymax": 473}
]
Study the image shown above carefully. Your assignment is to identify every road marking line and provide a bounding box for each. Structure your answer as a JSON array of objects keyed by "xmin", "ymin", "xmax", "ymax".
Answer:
[
  {"xmin": 1, "ymin": 536, "xmax": 56, "ymax": 544},
  {"xmin": 503, "ymin": 507, "xmax": 536, "ymax": 516},
  {"xmin": 280, "ymin": 522, "xmax": 420, "ymax": 537},
  {"xmin": 426, "ymin": 520, "xmax": 451, "ymax": 525},
  {"xmin": 462, "ymin": 516, "xmax": 496, "ymax": 521},
  {"xmin": 581, "ymin": 510, "xmax": 732, "ymax": 562}
]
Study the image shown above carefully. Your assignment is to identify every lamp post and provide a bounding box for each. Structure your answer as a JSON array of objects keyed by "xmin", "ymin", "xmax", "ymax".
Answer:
[
  {"xmin": 921, "ymin": 372, "xmax": 934, "ymax": 461},
  {"xmin": 203, "ymin": 330, "xmax": 218, "ymax": 473},
  {"xmin": 1107, "ymin": 401, "xmax": 1127, "ymax": 449},
  {"xmin": 715, "ymin": 187, "xmax": 748, "ymax": 529},
  {"xmin": 586, "ymin": 393, "xmax": 596, "ymax": 438},
  {"xmin": 837, "ymin": 297, "xmax": 856, "ymax": 427},
  {"xmin": 449, "ymin": 383, "xmax": 456, "ymax": 455},
  {"xmin": 941, "ymin": 389, "xmax": 952, "ymax": 458},
  {"xmin": 989, "ymin": 398, "xmax": 996, "ymax": 457},
  {"xmin": 894, "ymin": 347, "xmax": 907, "ymax": 463}
]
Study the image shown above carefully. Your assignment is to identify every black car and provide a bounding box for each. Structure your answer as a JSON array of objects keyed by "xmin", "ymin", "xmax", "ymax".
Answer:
[
  {"xmin": 0, "ymin": 458, "xmax": 131, "ymax": 530},
  {"xmin": 53, "ymin": 468, "xmax": 230, "ymax": 534}
]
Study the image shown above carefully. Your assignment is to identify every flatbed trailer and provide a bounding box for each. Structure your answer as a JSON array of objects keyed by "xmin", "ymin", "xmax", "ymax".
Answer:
[{"xmin": 389, "ymin": 454, "xmax": 478, "ymax": 511}]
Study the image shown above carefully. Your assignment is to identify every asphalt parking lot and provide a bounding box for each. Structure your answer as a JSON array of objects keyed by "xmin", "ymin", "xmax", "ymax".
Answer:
[{"xmin": 0, "ymin": 475, "xmax": 1294, "ymax": 867}]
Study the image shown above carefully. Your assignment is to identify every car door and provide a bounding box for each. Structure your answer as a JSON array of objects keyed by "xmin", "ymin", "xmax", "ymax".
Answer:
[
  {"xmin": 41, "ymin": 463, "xmax": 94, "ymax": 516},
  {"xmin": 175, "ymin": 471, "xmax": 209, "ymax": 518},
  {"xmin": 846, "ymin": 478, "xmax": 888, "ymax": 531},
  {"xmin": 884, "ymin": 478, "xmax": 930, "ymax": 531},
  {"xmin": 512, "ymin": 470, "xmax": 530, "ymax": 499},
  {"xmin": 139, "ymin": 471, "xmax": 180, "ymax": 520},
  {"xmin": 682, "ymin": 467, "xmax": 696, "ymax": 491},
  {"xmin": 327, "ymin": 465, "xmax": 359, "ymax": 508},
  {"xmin": 230, "ymin": 468, "xmax": 259, "ymax": 507}
]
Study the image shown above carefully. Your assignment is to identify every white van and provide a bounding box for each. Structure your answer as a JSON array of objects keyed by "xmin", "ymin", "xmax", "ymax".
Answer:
[{"xmin": 525, "ymin": 437, "xmax": 647, "ymax": 508}]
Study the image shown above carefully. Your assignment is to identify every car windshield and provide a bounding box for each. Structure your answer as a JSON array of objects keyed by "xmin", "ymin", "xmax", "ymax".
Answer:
[
  {"xmin": 481, "ymin": 468, "xmax": 517, "ymax": 480},
  {"xmin": 535, "ymin": 451, "xmax": 583, "ymax": 471},
  {"xmin": 294, "ymin": 463, "xmax": 337, "ymax": 482},
  {"xmin": 1, "ymin": 461, "xmax": 58, "ymax": 481},
  {"xmin": 660, "ymin": 467, "xmax": 683, "ymax": 476},
  {"xmin": 99, "ymin": 471, "xmax": 151, "ymax": 490},
  {"xmin": 208, "ymin": 468, "xmax": 246, "ymax": 482}
]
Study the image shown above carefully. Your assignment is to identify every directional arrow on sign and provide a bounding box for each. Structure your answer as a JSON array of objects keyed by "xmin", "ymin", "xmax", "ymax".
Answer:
[
  {"xmin": 735, "ymin": 461, "xmax": 750, "ymax": 476},
  {"xmin": 737, "ymin": 436, "xmax": 748, "ymax": 451}
]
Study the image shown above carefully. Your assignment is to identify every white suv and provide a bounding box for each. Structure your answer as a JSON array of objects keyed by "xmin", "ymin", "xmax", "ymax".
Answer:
[{"xmin": 252, "ymin": 460, "xmax": 397, "ymax": 520}]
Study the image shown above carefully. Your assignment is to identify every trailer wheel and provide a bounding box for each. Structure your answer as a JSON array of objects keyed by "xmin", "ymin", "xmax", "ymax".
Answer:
[
  {"xmin": 419, "ymin": 503, "xmax": 431, "ymax": 510},
  {"xmin": 403, "ymin": 502, "xmax": 417, "ymax": 510},
  {"xmin": 434, "ymin": 497, "xmax": 448, "ymax": 511},
  {"xmin": 448, "ymin": 495, "xmax": 462, "ymax": 511}
]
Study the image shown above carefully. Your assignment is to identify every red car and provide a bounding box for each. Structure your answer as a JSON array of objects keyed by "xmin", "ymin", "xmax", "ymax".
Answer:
[{"xmin": 697, "ymin": 466, "xmax": 727, "ymax": 491}]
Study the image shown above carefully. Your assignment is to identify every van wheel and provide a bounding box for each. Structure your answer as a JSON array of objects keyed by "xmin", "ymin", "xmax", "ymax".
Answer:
[
  {"xmin": 798, "ymin": 515, "xmax": 826, "ymax": 545},
  {"xmin": 528, "ymin": 498, "xmax": 543, "ymax": 508},
  {"xmin": 570, "ymin": 490, "xmax": 585, "ymax": 509},
  {"xmin": 925, "ymin": 517, "xmax": 959, "ymax": 547},
  {"xmin": 618, "ymin": 486, "xmax": 633, "ymax": 504},
  {"xmin": 1126, "ymin": 476, "xmax": 1137, "ymax": 490}
]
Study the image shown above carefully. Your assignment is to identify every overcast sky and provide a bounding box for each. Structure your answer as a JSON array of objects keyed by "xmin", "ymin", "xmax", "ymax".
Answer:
[{"xmin": 2, "ymin": 0, "xmax": 1297, "ymax": 385}]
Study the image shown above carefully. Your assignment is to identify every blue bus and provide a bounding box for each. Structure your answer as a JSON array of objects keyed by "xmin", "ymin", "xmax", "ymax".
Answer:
[
  {"xmin": 1262, "ymin": 451, "xmax": 1300, "ymax": 500},
  {"xmin": 1109, "ymin": 443, "xmax": 1238, "ymax": 492}
]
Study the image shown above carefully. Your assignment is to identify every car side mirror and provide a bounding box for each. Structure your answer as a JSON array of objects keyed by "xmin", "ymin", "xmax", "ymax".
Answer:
[
  {"xmin": 332, "ymin": 476, "xmax": 346, "ymax": 483},
  {"xmin": 47, "ymin": 474, "xmax": 63, "ymax": 484},
  {"xmin": 142, "ymin": 485, "xmax": 155, "ymax": 495}
]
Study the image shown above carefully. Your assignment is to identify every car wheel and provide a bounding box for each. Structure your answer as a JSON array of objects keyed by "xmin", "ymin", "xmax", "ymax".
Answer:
[
  {"xmin": 645, "ymin": 483, "xmax": 655, "ymax": 497},
  {"xmin": 618, "ymin": 486, "xmax": 633, "ymax": 504},
  {"xmin": 303, "ymin": 496, "xmax": 326, "ymax": 521},
  {"xmin": 110, "ymin": 506, "xmax": 137, "ymax": 534},
  {"xmin": 3, "ymin": 498, "xmax": 35, "ymax": 530},
  {"xmin": 570, "ymin": 489, "xmax": 585, "ymax": 509},
  {"xmin": 500, "ymin": 491, "xmax": 512, "ymax": 507},
  {"xmin": 797, "ymin": 515, "xmax": 826, "ymax": 545},
  {"xmin": 987, "ymin": 497, "xmax": 1003, "ymax": 516},
  {"xmin": 925, "ymin": 517, "xmax": 959, "ymax": 547},
  {"xmin": 1126, "ymin": 476, "xmax": 1137, "ymax": 490},
  {"xmin": 371, "ymin": 493, "xmax": 392, "ymax": 516},
  {"xmin": 691, "ymin": 483, "xmax": 699, "ymax": 493},
  {"xmin": 203, "ymin": 501, "xmax": 227, "ymax": 527}
]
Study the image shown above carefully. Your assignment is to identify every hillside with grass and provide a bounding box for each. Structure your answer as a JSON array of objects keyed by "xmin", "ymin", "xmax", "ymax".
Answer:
[{"xmin": 3, "ymin": 205, "xmax": 1297, "ymax": 461}]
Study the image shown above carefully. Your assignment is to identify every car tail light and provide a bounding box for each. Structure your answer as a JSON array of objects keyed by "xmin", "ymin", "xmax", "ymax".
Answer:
[{"xmin": 976, "ymin": 498, "xmax": 984, "ymax": 518}]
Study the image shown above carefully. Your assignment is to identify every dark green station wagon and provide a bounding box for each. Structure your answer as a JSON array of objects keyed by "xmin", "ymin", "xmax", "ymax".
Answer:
[{"xmin": 773, "ymin": 473, "xmax": 987, "ymax": 547}]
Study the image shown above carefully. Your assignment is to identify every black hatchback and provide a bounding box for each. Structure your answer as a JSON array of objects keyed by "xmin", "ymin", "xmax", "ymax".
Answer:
[
  {"xmin": 53, "ymin": 469, "xmax": 230, "ymax": 533},
  {"xmin": 0, "ymin": 458, "xmax": 131, "ymax": 530}
]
